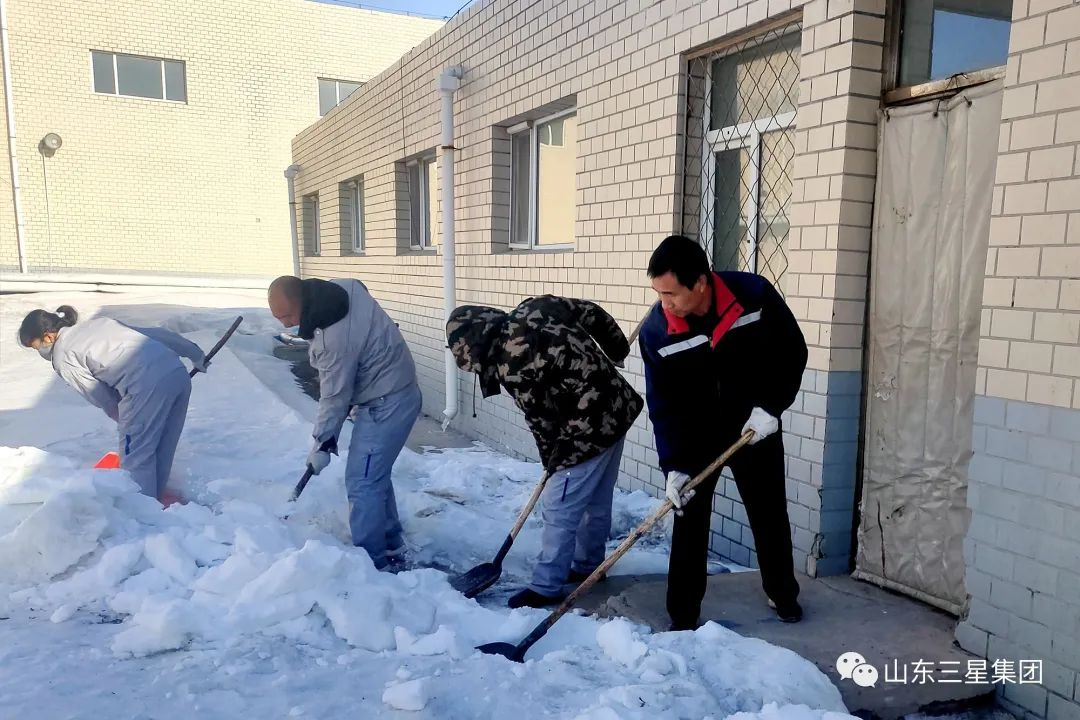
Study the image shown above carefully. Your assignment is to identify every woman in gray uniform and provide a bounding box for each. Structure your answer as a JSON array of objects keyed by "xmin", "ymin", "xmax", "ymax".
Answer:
[{"xmin": 18, "ymin": 305, "xmax": 208, "ymax": 501}]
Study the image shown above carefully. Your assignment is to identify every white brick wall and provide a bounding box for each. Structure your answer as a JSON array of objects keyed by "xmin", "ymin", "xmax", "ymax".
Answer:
[{"xmin": 0, "ymin": 0, "xmax": 442, "ymax": 275}]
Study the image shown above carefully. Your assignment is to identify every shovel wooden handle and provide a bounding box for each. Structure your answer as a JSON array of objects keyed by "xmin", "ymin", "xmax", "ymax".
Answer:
[
  {"xmin": 528, "ymin": 431, "xmax": 755, "ymax": 642},
  {"xmin": 626, "ymin": 302, "xmax": 655, "ymax": 346},
  {"xmin": 509, "ymin": 472, "xmax": 550, "ymax": 541}
]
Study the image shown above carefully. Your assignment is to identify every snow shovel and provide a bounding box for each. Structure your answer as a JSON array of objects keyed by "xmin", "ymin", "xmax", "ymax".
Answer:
[
  {"xmin": 92, "ymin": 316, "xmax": 243, "ymax": 469},
  {"xmin": 477, "ymin": 429, "xmax": 755, "ymax": 662},
  {"xmin": 449, "ymin": 471, "xmax": 550, "ymax": 598}
]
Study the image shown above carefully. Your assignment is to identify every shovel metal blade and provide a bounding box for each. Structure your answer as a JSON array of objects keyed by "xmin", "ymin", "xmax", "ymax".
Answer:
[
  {"xmin": 449, "ymin": 562, "xmax": 501, "ymax": 598},
  {"xmin": 476, "ymin": 641, "xmax": 527, "ymax": 662}
]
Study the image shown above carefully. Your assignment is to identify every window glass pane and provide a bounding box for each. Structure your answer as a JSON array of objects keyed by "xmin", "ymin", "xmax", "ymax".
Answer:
[
  {"xmin": 510, "ymin": 130, "xmax": 532, "ymax": 246},
  {"xmin": 536, "ymin": 113, "xmax": 576, "ymax": 246},
  {"xmin": 711, "ymin": 32, "xmax": 800, "ymax": 130},
  {"xmin": 899, "ymin": 0, "xmax": 1012, "ymax": 86},
  {"xmin": 408, "ymin": 163, "xmax": 424, "ymax": 247},
  {"xmin": 352, "ymin": 181, "xmax": 364, "ymax": 252},
  {"xmin": 163, "ymin": 60, "xmax": 186, "ymax": 102},
  {"xmin": 92, "ymin": 51, "xmax": 115, "ymax": 94},
  {"xmin": 116, "ymin": 55, "xmax": 164, "ymax": 99},
  {"xmin": 339, "ymin": 81, "xmax": 362, "ymax": 102},
  {"xmin": 303, "ymin": 195, "xmax": 320, "ymax": 256},
  {"xmin": 426, "ymin": 158, "xmax": 438, "ymax": 247},
  {"xmin": 756, "ymin": 130, "xmax": 793, "ymax": 285},
  {"xmin": 319, "ymin": 79, "xmax": 337, "ymax": 116},
  {"xmin": 712, "ymin": 147, "xmax": 750, "ymax": 272}
]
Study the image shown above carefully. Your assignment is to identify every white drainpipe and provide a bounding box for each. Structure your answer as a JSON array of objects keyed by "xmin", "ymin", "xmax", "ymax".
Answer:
[
  {"xmin": 437, "ymin": 65, "xmax": 463, "ymax": 431},
  {"xmin": 1, "ymin": 0, "xmax": 27, "ymax": 273},
  {"xmin": 284, "ymin": 164, "xmax": 301, "ymax": 276}
]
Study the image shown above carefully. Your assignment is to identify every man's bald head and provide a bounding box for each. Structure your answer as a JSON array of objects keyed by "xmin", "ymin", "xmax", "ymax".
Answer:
[{"xmin": 268, "ymin": 275, "xmax": 303, "ymax": 328}]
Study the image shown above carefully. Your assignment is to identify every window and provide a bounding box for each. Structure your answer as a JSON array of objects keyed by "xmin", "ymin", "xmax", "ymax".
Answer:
[
  {"xmin": 407, "ymin": 156, "xmax": 437, "ymax": 250},
  {"xmin": 340, "ymin": 178, "xmax": 365, "ymax": 253},
  {"xmin": 510, "ymin": 110, "xmax": 577, "ymax": 249},
  {"xmin": 681, "ymin": 24, "xmax": 799, "ymax": 290},
  {"xmin": 92, "ymin": 51, "xmax": 186, "ymax": 102},
  {"xmin": 319, "ymin": 78, "xmax": 363, "ymax": 116},
  {"xmin": 897, "ymin": 0, "xmax": 1012, "ymax": 87},
  {"xmin": 303, "ymin": 194, "xmax": 320, "ymax": 256}
]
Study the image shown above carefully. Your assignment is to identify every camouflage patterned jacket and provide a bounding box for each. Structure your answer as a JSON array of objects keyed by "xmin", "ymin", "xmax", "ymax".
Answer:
[{"xmin": 446, "ymin": 296, "xmax": 644, "ymax": 474}]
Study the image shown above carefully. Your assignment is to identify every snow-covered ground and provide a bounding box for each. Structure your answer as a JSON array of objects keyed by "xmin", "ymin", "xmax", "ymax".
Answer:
[{"xmin": 0, "ymin": 289, "xmax": 854, "ymax": 719}]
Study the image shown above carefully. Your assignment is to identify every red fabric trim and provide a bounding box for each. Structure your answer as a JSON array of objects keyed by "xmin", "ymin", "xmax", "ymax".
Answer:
[{"xmin": 662, "ymin": 273, "xmax": 744, "ymax": 347}]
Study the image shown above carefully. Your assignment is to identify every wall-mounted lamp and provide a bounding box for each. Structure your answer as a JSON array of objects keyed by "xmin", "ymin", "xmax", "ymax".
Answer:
[{"xmin": 39, "ymin": 132, "xmax": 62, "ymax": 157}]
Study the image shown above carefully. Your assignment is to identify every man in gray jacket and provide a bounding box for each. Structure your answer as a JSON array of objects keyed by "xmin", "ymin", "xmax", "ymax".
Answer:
[{"xmin": 268, "ymin": 276, "xmax": 421, "ymax": 570}]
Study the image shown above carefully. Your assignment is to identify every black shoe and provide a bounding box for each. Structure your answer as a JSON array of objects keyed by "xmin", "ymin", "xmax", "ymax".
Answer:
[
  {"xmin": 508, "ymin": 588, "xmax": 564, "ymax": 609},
  {"xmin": 668, "ymin": 618, "xmax": 700, "ymax": 632},
  {"xmin": 769, "ymin": 598, "xmax": 803, "ymax": 623},
  {"xmin": 567, "ymin": 568, "xmax": 607, "ymax": 584}
]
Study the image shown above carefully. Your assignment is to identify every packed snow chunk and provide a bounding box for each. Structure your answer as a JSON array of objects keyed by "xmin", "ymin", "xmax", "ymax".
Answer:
[
  {"xmin": 144, "ymin": 534, "xmax": 198, "ymax": 584},
  {"xmin": 192, "ymin": 553, "xmax": 269, "ymax": 597},
  {"xmin": 726, "ymin": 702, "xmax": 855, "ymax": 720},
  {"xmin": 319, "ymin": 589, "xmax": 396, "ymax": 651},
  {"xmin": 395, "ymin": 625, "xmax": 461, "ymax": 657},
  {"xmin": 574, "ymin": 708, "xmax": 624, "ymax": 720},
  {"xmin": 236, "ymin": 540, "xmax": 344, "ymax": 604},
  {"xmin": 46, "ymin": 540, "xmax": 144, "ymax": 604},
  {"xmin": 382, "ymin": 678, "xmax": 430, "ymax": 712},
  {"xmin": 597, "ymin": 618, "xmax": 649, "ymax": 668},
  {"xmin": 0, "ymin": 447, "xmax": 77, "ymax": 504},
  {"xmin": 0, "ymin": 489, "xmax": 109, "ymax": 586},
  {"xmin": 108, "ymin": 568, "xmax": 185, "ymax": 616},
  {"xmin": 112, "ymin": 598, "xmax": 194, "ymax": 657},
  {"xmin": 180, "ymin": 532, "xmax": 230, "ymax": 566},
  {"xmin": 50, "ymin": 602, "xmax": 78, "ymax": 623}
]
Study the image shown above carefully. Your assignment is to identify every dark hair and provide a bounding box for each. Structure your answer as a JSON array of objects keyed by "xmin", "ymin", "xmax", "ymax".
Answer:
[
  {"xmin": 18, "ymin": 305, "xmax": 78, "ymax": 346},
  {"xmin": 647, "ymin": 235, "xmax": 711, "ymax": 289}
]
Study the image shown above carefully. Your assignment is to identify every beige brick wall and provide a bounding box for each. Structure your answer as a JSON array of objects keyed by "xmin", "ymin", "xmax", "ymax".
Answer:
[
  {"xmin": 290, "ymin": 0, "xmax": 889, "ymax": 576},
  {"xmin": 978, "ymin": 0, "xmax": 1080, "ymax": 409},
  {"xmin": 0, "ymin": 0, "xmax": 441, "ymax": 276},
  {"xmin": 0, "ymin": 43, "xmax": 17, "ymax": 270}
]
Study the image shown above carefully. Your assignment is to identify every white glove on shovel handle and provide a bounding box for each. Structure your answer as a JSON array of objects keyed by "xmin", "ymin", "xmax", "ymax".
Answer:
[
  {"xmin": 742, "ymin": 407, "xmax": 778, "ymax": 445},
  {"xmin": 665, "ymin": 471, "xmax": 695, "ymax": 516},
  {"xmin": 307, "ymin": 445, "xmax": 331, "ymax": 475}
]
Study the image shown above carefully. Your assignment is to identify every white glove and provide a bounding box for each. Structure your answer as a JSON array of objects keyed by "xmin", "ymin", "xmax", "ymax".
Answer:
[
  {"xmin": 307, "ymin": 444, "xmax": 331, "ymax": 475},
  {"xmin": 192, "ymin": 355, "xmax": 211, "ymax": 374},
  {"xmin": 665, "ymin": 471, "xmax": 694, "ymax": 514},
  {"xmin": 742, "ymin": 407, "xmax": 778, "ymax": 445}
]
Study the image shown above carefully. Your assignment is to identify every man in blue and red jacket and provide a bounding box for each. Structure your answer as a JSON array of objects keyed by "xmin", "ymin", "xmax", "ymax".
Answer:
[{"xmin": 640, "ymin": 235, "xmax": 807, "ymax": 629}]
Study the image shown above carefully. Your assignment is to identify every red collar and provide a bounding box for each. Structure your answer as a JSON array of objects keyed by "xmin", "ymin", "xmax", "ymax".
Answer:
[{"xmin": 662, "ymin": 273, "xmax": 744, "ymax": 348}]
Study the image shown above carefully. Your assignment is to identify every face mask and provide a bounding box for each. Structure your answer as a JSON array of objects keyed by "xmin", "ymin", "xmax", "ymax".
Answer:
[{"xmin": 36, "ymin": 342, "xmax": 54, "ymax": 361}]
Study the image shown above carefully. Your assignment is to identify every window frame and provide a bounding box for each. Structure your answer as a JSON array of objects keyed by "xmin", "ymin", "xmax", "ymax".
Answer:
[
  {"xmin": 882, "ymin": 0, "xmax": 1011, "ymax": 104},
  {"xmin": 407, "ymin": 155, "xmax": 437, "ymax": 250},
  {"xmin": 303, "ymin": 193, "xmax": 321, "ymax": 257},
  {"xmin": 508, "ymin": 107, "xmax": 577, "ymax": 251},
  {"xmin": 318, "ymin": 77, "xmax": 364, "ymax": 116},
  {"xmin": 349, "ymin": 178, "xmax": 365, "ymax": 254},
  {"xmin": 91, "ymin": 51, "xmax": 187, "ymax": 103}
]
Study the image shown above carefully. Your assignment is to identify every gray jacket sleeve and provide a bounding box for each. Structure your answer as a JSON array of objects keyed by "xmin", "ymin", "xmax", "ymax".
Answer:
[
  {"xmin": 132, "ymin": 326, "xmax": 205, "ymax": 363},
  {"xmin": 55, "ymin": 358, "xmax": 121, "ymax": 422},
  {"xmin": 310, "ymin": 337, "xmax": 356, "ymax": 445}
]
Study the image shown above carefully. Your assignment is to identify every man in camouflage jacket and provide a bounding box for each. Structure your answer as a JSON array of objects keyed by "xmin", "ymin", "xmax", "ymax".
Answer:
[{"xmin": 446, "ymin": 295, "xmax": 643, "ymax": 608}]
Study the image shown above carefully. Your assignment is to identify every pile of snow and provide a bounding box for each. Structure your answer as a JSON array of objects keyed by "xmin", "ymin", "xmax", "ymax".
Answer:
[{"xmin": 0, "ymin": 444, "xmax": 851, "ymax": 718}]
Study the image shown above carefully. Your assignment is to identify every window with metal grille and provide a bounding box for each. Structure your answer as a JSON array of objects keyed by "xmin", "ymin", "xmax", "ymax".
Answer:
[{"xmin": 682, "ymin": 21, "xmax": 801, "ymax": 290}]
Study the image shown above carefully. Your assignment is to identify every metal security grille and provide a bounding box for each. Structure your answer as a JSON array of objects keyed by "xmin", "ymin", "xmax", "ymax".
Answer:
[{"xmin": 682, "ymin": 21, "xmax": 802, "ymax": 289}]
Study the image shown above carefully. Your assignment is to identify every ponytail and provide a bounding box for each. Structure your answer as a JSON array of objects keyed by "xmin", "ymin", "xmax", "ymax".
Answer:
[{"xmin": 18, "ymin": 306, "xmax": 79, "ymax": 347}]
